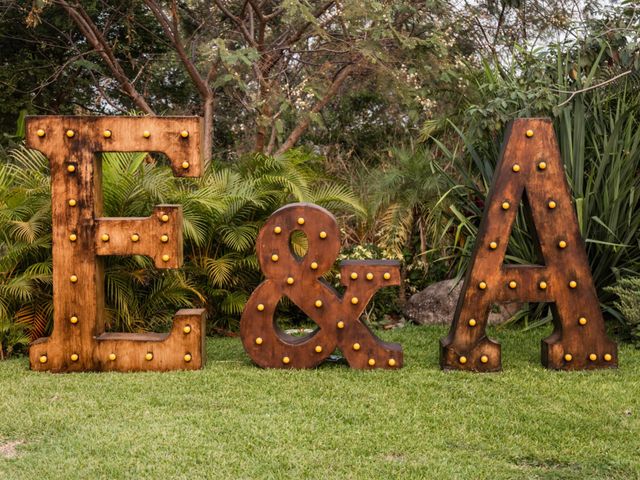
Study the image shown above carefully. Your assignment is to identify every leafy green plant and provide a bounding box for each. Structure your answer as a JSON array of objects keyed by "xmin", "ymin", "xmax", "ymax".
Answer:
[
  {"xmin": 361, "ymin": 146, "xmax": 448, "ymax": 301},
  {"xmin": 0, "ymin": 145, "xmax": 52, "ymax": 353},
  {"xmin": 0, "ymin": 144, "xmax": 364, "ymax": 348},
  {"xmin": 432, "ymin": 40, "xmax": 640, "ymax": 332},
  {"xmin": 606, "ymin": 277, "xmax": 640, "ymax": 343}
]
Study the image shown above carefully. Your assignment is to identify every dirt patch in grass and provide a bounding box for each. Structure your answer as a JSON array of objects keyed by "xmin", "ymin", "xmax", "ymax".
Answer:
[{"xmin": 0, "ymin": 440, "xmax": 24, "ymax": 459}]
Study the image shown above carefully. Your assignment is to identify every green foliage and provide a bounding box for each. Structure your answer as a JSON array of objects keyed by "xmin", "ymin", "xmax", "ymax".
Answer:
[
  {"xmin": 0, "ymin": 146, "xmax": 52, "ymax": 355},
  {"xmin": 606, "ymin": 277, "xmax": 640, "ymax": 344},
  {"xmin": 367, "ymin": 146, "xmax": 446, "ymax": 261},
  {"xmin": 431, "ymin": 16, "xmax": 640, "ymax": 331},
  {"xmin": 0, "ymin": 144, "xmax": 363, "ymax": 345}
]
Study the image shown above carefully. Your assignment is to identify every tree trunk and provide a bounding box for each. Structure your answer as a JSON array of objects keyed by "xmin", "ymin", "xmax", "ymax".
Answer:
[{"xmin": 203, "ymin": 94, "xmax": 214, "ymax": 166}]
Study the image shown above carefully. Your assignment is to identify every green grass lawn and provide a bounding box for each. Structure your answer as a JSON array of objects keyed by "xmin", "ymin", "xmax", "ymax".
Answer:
[{"xmin": 1, "ymin": 325, "xmax": 639, "ymax": 479}]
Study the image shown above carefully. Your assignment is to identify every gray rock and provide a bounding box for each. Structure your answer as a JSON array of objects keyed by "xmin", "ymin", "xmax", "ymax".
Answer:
[{"xmin": 403, "ymin": 279, "xmax": 521, "ymax": 326}]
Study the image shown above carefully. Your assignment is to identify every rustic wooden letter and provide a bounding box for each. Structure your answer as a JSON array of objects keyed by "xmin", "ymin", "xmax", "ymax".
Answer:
[
  {"xmin": 25, "ymin": 116, "xmax": 206, "ymax": 372},
  {"xmin": 440, "ymin": 118, "xmax": 617, "ymax": 371},
  {"xmin": 241, "ymin": 203, "xmax": 402, "ymax": 369}
]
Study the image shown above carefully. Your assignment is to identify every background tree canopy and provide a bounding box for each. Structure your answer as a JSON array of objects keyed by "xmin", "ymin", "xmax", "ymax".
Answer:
[{"xmin": 1, "ymin": 0, "xmax": 639, "ymax": 357}]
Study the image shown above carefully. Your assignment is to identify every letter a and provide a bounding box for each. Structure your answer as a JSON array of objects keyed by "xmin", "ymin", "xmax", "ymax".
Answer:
[{"xmin": 440, "ymin": 118, "xmax": 617, "ymax": 371}]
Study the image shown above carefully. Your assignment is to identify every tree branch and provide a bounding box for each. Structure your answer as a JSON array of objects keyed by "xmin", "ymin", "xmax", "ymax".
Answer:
[
  {"xmin": 143, "ymin": 0, "xmax": 215, "ymax": 162},
  {"xmin": 143, "ymin": 0, "xmax": 210, "ymax": 99},
  {"xmin": 276, "ymin": 63, "xmax": 355, "ymax": 154},
  {"xmin": 55, "ymin": 0, "xmax": 154, "ymax": 114},
  {"xmin": 263, "ymin": 1, "xmax": 335, "ymax": 75},
  {"xmin": 213, "ymin": 0, "xmax": 258, "ymax": 47},
  {"xmin": 556, "ymin": 70, "xmax": 633, "ymax": 107}
]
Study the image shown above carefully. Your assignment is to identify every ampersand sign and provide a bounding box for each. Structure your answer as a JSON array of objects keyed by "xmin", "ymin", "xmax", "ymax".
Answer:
[{"xmin": 241, "ymin": 203, "xmax": 403, "ymax": 369}]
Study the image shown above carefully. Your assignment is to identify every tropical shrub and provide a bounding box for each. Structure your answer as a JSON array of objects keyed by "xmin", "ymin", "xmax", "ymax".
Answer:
[
  {"xmin": 0, "ymin": 145, "xmax": 51, "ymax": 356},
  {"xmin": 0, "ymin": 145, "xmax": 364, "ymax": 349},
  {"xmin": 606, "ymin": 277, "xmax": 640, "ymax": 344},
  {"xmin": 431, "ymin": 27, "xmax": 640, "ymax": 331}
]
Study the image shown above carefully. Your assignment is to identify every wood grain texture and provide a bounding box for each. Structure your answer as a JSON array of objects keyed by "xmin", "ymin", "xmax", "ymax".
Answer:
[
  {"xmin": 25, "ymin": 116, "xmax": 206, "ymax": 372},
  {"xmin": 240, "ymin": 203, "xmax": 403, "ymax": 369},
  {"xmin": 440, "ymin": 118, "xmax": 617, "ymax": 372}
]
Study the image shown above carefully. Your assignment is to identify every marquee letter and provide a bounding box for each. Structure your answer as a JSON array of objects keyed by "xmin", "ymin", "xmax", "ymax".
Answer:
[
  {"xmin": 241, "ymin": 203, "xmax": 403, "ymax": 369},
  {"xmin": 26, "ymin": 116, "xmax": 206, "ymax": 372},
  {"xmin": 440, "ymin": 118, "xmax": 617, "ymax": 371}
]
